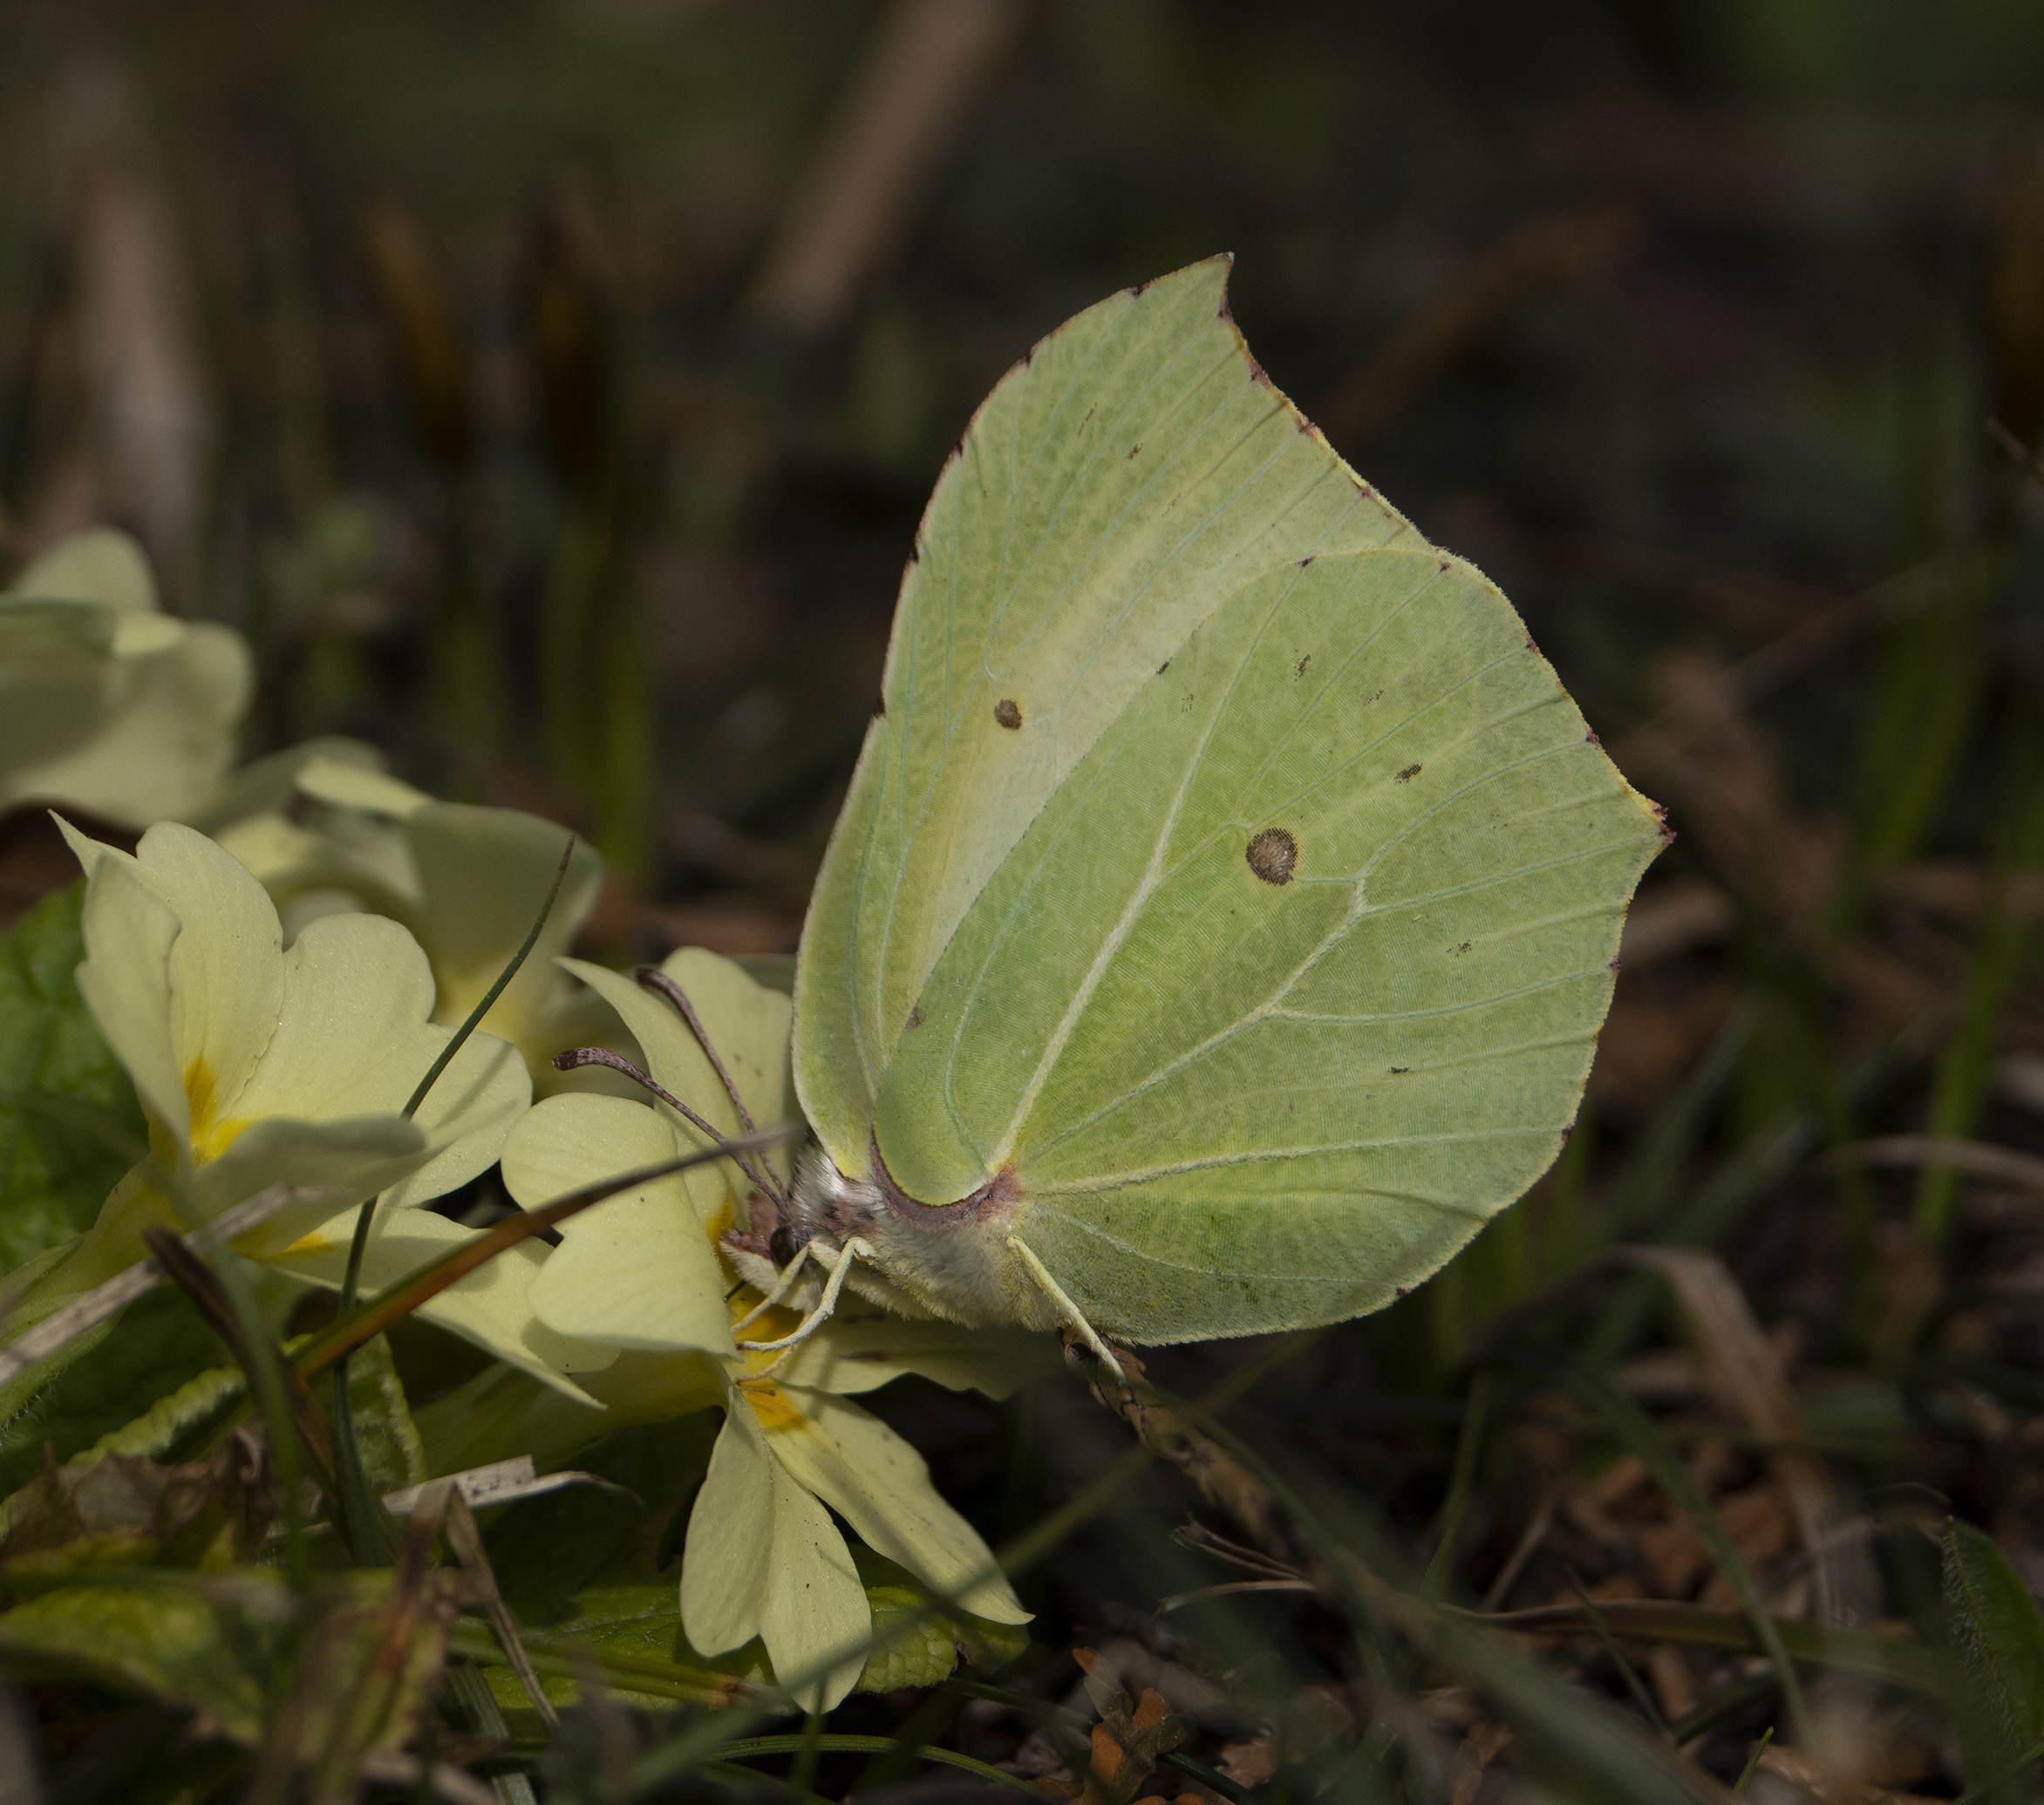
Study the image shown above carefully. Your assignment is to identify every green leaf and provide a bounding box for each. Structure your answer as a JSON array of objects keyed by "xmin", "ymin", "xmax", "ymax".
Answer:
[
  {"xmin": 479, "ymin": 1412, "xmax": 730, "ymax": 1713},
  {"xmin": 339, "ymin": 1332, "xmax": 426, "ymax": 1495},
  {"xmin": 0, "ymin": 882, "xmax": 146, "ymax": 1275},
  {"xmin": 75, "ymin": 1358, "xmax": 250, "ymax": 1467},
  {"xmin": 0, "ymin": 1286, "xmax": 239, "ymax": 1498},
  {"xmin": 0, "ymin": 1571, "xmax": 287, "ymax": 1740},
  {"xmin": 851, "ymin": 1546, "xmax": 1028, "ymax": 1693},
  {"xmin": 1943, "ymin": 1517, "xmax": 2044, "ymax": 1784},
  {"xmin": 0, "ymin": 1568, "xmax": 460, "ymax": 1753},
  {"xmin": 0, "ymin": 1435, "xmax": 272, "ymax": 1585}
]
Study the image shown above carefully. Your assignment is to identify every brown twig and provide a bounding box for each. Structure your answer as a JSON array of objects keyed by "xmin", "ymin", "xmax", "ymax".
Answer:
[
  {"xmin": 290, "ymin": 1126, "xmax": 795, "ymax": 1380},
  {"xmin": 431, "ymin": 1479, "xmax": 557, "ymax": 1727},
  {"xmin": 140, "ymin": 1223, "xmax": 336, "ymax": 1495},
  {"xmin": 0, "ymin": 1181, "xmax": 344, "ymax": 1386},
  {"xmin": 748, "ymin": 0, "xmax": 1025, "ymax": 335},
  {"xmin": 1061, "ymin": 1332, "xmax": 1294, "ymax": 1565}
]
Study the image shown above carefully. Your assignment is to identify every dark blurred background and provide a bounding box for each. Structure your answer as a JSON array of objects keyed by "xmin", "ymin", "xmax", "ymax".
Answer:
[
  {"xmin": 12, "ymin": 17, "xmax": 2044, "ymax": 1779},
  {"xmin": 3, "ymin": 0, "xmax": 2043, "ymax": 1118}
]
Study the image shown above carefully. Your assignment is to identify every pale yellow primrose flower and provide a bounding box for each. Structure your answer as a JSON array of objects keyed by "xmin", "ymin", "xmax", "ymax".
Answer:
[
  {"xmin": 33, "ymin": 818, "xmax": 607, "ymax": 1400},
  {"xmin": 496, "ymin": 948, "xmax": 1033, "ymax": 1709},
  {"xmin": 0, "ymin": 529, "xmax": 252, "ymax": 827},
  {"xmin": 209, "ymin": 754, "xmax": 613, "ymax": 1092}
]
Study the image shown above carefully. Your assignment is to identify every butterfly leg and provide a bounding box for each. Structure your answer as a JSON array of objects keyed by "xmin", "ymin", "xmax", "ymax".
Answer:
[
  {"xmin": 736, "ymin": 1237, "xmax": 874, "ymax": 1353},
  {"xmin": 731, "ymin": 1241, "xmax": 813, "ymax": 1333},
  {"xmin": 1005, "ymin": 1236, "xmax": 1125, "ymax": 1383}
]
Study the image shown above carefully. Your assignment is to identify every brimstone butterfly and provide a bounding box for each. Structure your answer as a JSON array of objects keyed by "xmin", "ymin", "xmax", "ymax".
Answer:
[{"xmin": 733, "ymin": 256, "xmax": 1665, "ymax": 1358}]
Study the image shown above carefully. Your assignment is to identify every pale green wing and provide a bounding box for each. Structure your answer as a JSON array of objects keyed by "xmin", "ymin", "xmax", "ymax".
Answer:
[
  {"xmin": 871, "ymin": 549, "xmax": 1666, "ymax": 1341},
  {"xmin": 794, "ymin": 256, "xmax": 1415, "ymax": 1168}
]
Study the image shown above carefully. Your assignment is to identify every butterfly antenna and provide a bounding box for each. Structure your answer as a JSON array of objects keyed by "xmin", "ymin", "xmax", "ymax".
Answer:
[
  {"xmin": 634, "ymin": 965, "xmax": 788, "ymax": 1205},
  {"xmin": 553, "ymin": 1046, "xmax": 785, "ymax": 1208},
  {"xmin": 736, "ymin": 1236, "xmax": 872, "ymax": 1354}
]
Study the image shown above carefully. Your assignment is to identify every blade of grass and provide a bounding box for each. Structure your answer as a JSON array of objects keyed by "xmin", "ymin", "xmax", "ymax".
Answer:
[
  {"xmin": 1913, "ymin": 712, "xmax": 2044, "ymax": 1243},
  {"xmin": 1458, "ymin": 1599, "xmax": 1941, "ymax": 1691},
  {"xmin": 327, "ymin": 838, "xmax": 576, "ymax": 1568},
  {"xmin": 0, "ymin": 1180, "xmax": 343, "ymax": 1387},
  {"xmin": 1951, "ymin": 1736, "xmax": 2044, "ymax": 1805},
  {"xmin": 402, "ymin": 836, "xmax": 576, "ymax": 1125},
  {"xmin": 1568, "ymin": 1567, "xmax": 1671, "ymax": 1740},
  {"xmin": 290, "ymin": 1125, "xmax": 796, "ymax": 1380},
  {"xmin": 854, "ymin": 1682, "xmax": 961, "ymax": 1792},
  {"xmin": 1421, "ymin": 1370, "xmax": 1490, "ymax": 1602},
  {"xmin": 1734, "ymin": 1726, "xmax": 1775, "ymax": 1793},
  {"xmin": 1502, "ymin": 1337, "xmax": 1814, "ymax": 1746},
  {"xmin": 1669, "ymin": 1671, "xmax": 1781, "ymax": 1746},
  {"xmin": 151, "ymin": 1182, "xmax": 325, "ymax": 1591},
  {"xmin": 1144, "ymin": 1379, "xmax": 1720, "ymax": 1805},
  {"xmin": 787, "ymin": 1714, "xmax": 825, "ymax": 1801},
  {"xmin": 1589, "ymin": 1018, "xmax": 1929, "ymax": 1363},
  {"xmin": 139, "ymin": 1226, "xmax": 336, "ymax": 1494},
  {"xmin": 1591, "ymin": 995, "xmax": 1760, "ymax": 1249}
]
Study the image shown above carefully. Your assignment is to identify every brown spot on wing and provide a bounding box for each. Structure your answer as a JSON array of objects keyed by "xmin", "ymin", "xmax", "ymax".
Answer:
[
  {"xmin": 993, "ymin": 698, "xmax": 1023, "ymax": 731},
  {"xmin": 1394, "ymin": 763, "xmax": 1421, "ymax": 783},
  {"xmin": 1245, "ymin": 828, "xmax": 1298, "ymax": 885}
]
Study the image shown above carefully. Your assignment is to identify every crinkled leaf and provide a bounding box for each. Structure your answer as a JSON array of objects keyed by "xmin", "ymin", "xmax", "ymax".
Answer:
[
  {"xmin": 0, "ymin": 1436, "xmax": 272, "ymax": 1584},
  {"xmin": 0, "ymin": 1568, "xmax": 456, "ymax": 1751},
  {"xmin": 479, "ymin": 1413, "xmax": 739, "ymax": 1715},
  {"xmin": 71, "ymin": 1356, "xmax": 250, "ymax": 1468},
  {"xmin": 340, "ymin": 1332, "xmax": 426, "ymax": 1495},
  {"xmin": 286, "ymin": 1569, "xmax": 464, "ymax": 1784},
  {"xmin": 0, "ymin": 1284, "xmax": 240, "ymax": 1497},
  {"xmin": 475, "ymin": 1418, "xmax": 1017, "ymax": 1710},
  {"xmin": 0, "ymin": 882, "xmax": 146, "ymax": 1273},
  {"xmin": 0, "ymin": 1571, "xmax": 290, "ymax": 1741},
  {"xmin": 851, "ymin": 1546, "xmax": 1029, "ymax": 1693},
  {"xmin": 1943, "ymin": 1516, "xmax": 2044, "ymax": 1777},
  {"xmin": 480, "ymin": 1584, "xmax": 772, "ymax": 1720}
]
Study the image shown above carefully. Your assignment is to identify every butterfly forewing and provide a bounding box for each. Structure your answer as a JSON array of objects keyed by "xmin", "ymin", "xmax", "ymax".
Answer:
[{"xmin": 794, "ymin": 257, "xmax": 1413, "ymax": 1174}]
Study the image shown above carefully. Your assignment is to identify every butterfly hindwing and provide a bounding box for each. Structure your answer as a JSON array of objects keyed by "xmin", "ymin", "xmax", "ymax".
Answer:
[{"xmin": 870, "ymin": 548, "xmax": 1664, "ymax": 1340}]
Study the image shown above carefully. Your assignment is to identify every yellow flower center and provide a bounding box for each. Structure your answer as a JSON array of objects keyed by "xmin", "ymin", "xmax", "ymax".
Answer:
[
  {"xmin": 737, "ymin": 1379, "xmax": 805, "ymax": 1434},
  {"xmin": 182, "ymin": 1056, "xmax": 250, "ymax": 1165}
]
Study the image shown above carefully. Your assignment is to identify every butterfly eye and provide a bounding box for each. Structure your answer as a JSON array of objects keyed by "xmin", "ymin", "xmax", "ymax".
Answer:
[
  {"xmin": 769, "ymin": 1224, "xmax": 808, "ymax": 1269},
  {"xmin": 993, "ymin": 698, "xmax": 1023, "ymax": 730},
  {"xmin": 1245, "ymin": 827, "xmax": 1298, "ymax": 885}
]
